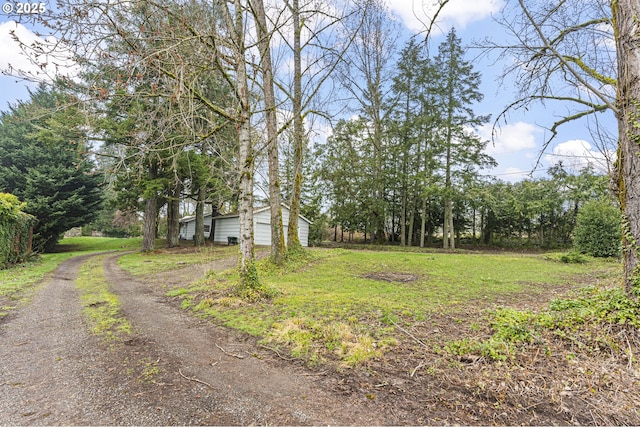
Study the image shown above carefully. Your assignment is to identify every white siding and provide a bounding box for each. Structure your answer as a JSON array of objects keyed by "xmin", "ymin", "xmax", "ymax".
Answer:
[
  {"xmin": 252, "ymin": 208, "xmax": 270, "ymax": 246},
  {"xmin": 179, "ymin": 205, "xmax": 310, "ymax": 246},
  {"xmin": 298, "ymin": 219, "xmax": 310, "ymax": 247},
  {"xmin": 212, "ymin": 216, "xmax": 240, "ymax": 244},
  {"xmin": 251, "ymin": 206, "xmax": 309, "ymax": 247},
  {"xmin": 179, "ymin": 215, "xmax": 212, "ymax": 240},
  {"xmin": 179, "ymin": 218, "xmax": 195, "ymax": 240}
]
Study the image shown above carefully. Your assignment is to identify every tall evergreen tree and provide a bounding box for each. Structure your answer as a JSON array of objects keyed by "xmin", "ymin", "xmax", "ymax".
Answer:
[
  {"xmin": 0, "ymin": 84, "xmax": 103, "ymax": 252},
  {"xmin": 336, "ymin": 0, "xmax": 400, "ymax": 243},
  {"xmin": 433, "ymin": 28, "xmax": 495, "ymax": 249},
  {"xmin": 388, "ymin": 39, "xmax": 443, "ymax": 246}
]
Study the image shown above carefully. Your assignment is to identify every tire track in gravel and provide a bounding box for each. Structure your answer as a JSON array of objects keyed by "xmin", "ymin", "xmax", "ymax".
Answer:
[
  {"xmin": 0, "ymin": 253, "xmax": 121, "ymax": 425},
  {"xmin": 102, "ymin": 253, "xmax": 389, "ymax": 425}
]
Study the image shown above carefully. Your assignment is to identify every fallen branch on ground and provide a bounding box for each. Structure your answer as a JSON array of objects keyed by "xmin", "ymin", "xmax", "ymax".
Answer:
[
  {"xmin": 391, "ymin": 319, "xmax": 430, "ymax": 349},
  {"xmin": 178, "ymin": 369, "xmax": 215, "ymax": 390},
  {"xmin": 259, "ymin": 344, "xmax": 295, "ymax": 361},
  {"xmin": 215, "ymin": 343, "xmax": 245, "ymax": 359}
]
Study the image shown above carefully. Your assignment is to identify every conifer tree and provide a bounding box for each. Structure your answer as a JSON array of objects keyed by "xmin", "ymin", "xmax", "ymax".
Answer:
[
  {"xmin": 0, "ymin": 84, "xmax": 103, "ymax": 252},
  {"xmin": 433, "ymin": 28, "xmax": 495, "ymax": 249}
]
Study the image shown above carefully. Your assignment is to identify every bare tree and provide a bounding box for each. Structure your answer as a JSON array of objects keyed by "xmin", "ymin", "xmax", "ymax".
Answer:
[
  {"xmin": 251, "ymin": 0, "xmax": 286, "ymax": 264},
  {"xmin": 216, "ymin": 0, "xmax": 259, "ymax": 286},
  {"xmin": 286, "ymin": 0, "xmax": 305, "ymax": 250},
  {"xmin": 490, "ymin": 0, "xmax": 640, "ymax": 293},
  {"xmin": 334, "ymin": 0, "xmax": 400, "ymax": 244},
  {"xmin": 267, "ymin": 0, "xmax": 359, "ymax": 251}
]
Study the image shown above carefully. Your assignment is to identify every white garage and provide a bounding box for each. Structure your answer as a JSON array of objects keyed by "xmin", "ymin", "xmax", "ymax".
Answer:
[{"xmin": 179, "ymin": 204, "xmax": 311, "ymax": 247}]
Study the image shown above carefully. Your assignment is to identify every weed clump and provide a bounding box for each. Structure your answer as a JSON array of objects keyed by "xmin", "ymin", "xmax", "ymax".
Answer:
[
  {"xmin": 444, "ymin": 286, "xmax": 640, "ymax": 361},
  {"xmin": 559, "ymin": 251, "xmax": 588, "ymax": 264},
  {"xmin": 234, "ymin": 261, "xmax": 278, "ymax": 302},
  {"xmin": 266, "ymin": 317, "xmax": 395, "ymax": 367},
  {"xmin": 543, "ymin": 251, "xmax": 588, "ymax": 264}
]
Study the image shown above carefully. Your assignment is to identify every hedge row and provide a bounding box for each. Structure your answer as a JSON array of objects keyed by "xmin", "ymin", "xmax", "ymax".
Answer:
[{"xmin": 0, "ymin": 193, "xmax": 37, "ymax": 269}]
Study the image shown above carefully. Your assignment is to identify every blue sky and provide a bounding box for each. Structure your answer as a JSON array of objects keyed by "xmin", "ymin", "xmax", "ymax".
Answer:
[
  {"xmin": 0, "ymin": 0, "xmax": 618, "ymax": 182},
  {"xmin": 386, "ymin": 0, "xmax": 617, "ymax": 181}
]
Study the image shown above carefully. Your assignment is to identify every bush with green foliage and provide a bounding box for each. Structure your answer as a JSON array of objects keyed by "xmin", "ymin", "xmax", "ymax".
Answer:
[
  {"xmin": 0, "ymin": 193, "xmax": 37, "ymax": 268},
  {"xmin": 559, "ymin": 251, "xmax": 588, "ymax": 264},
  {"xmin": 573, "ymin": 199, "xmax": 621, "ymax": 257}
]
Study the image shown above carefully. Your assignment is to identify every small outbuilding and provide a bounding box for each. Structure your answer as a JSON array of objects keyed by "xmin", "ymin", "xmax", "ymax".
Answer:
[{"xmin": 179, "ymin": 204, "xmax": 311, "ymax": 247}]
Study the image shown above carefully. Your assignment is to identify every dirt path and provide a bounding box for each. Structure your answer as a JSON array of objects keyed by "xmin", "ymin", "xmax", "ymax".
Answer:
[
  {"xmin": 0, "ymin": 253, "xmax": 387, "ymax": 425},
  {"xmin": 0, "ymin": 253, "xmax": 125, "ymax": 424}
]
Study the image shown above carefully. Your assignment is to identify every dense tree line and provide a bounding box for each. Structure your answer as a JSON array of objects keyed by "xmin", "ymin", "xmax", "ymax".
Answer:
[
  {"xmin": 320, "ymin": 29, "xmax": 496, "ymax": 249},
  {"xmin": 322, "ymin": 121, "xmax": 611, "ymax": 248}
]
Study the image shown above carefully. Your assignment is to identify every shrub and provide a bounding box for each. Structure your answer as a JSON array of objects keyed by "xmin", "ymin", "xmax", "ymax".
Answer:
[
  {"xmin": 0, "ymin": 193, "xmax": 37, "ymax": 268},
  {"xmin": 559, "ymin": 251, "xmax": 588, "ymax": 264},
  {"xmin": 573, "ymin": 199, "xmax": 621, "ymax": 258}
]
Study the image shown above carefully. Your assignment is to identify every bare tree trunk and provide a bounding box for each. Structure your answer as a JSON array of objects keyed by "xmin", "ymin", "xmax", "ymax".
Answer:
[
  {"xmin": 142, "ymin": 164, "xmax": 158, "ymax": 252},
  {"xmin": 208, "ymin": 204, "xmax": 218, "ymax": 243},
  {"xmin": 420, "ymin": 197, "xmax": 427, "ymax": 248},
  {"xmin": 400, "ymin": 182, "xmax": 407, "ymax": 246},
  {"xmin": 614, "ymin": 0, "xmax": 640, "ymax": 294},
  {"xmin": 390, "ymin": 193, "xmax": 396, "ymax": 243},
  {"xmin": 472, "ymin": 207, "xmax": 477, "ymax": 242},
  {"xmin": 194, "ymin": 185, "xmax": 206, "ymax": 246},
  {"xmin": 252, "ymin": 0, "xmax": 285, "ymax": 264},
  {"xmin": 142, "ymin": 196, "xmax": 157, "ymax": 252},
  {"xmin": 166, "ymin": 182, "xmax": 181, "ymax": 248},
  {"xmin": 443, "ymin": 92, "xmax": 455, "ymax": 249},
  {"xmin": 237, "ymin": 112, "xmax": 255, "ymax": 275},
  {"xmin": 373, "ymin": 120, "xmax": 385, "ymax": 244},
  {"xmin": 443, "ymin": 205, "xmax": 450, "ymax": 249},
  {"xmin": 228, "ymin": 0, "xmax": 256, "ymax": 285},
  {"xmin": 287, "ymin": 0, "xmax": 303, "ymax": 250},
  {"xmin": 408, "ymin": 198, "xmax": 415, "ymax": 247},
  {"xmin": 444, "ymin": 198, "xmax": 455, "ymax": 249}
]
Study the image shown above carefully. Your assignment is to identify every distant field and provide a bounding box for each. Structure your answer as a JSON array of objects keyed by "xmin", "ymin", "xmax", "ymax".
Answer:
[{"xmin": 54, "ymin": 236, "xmax": 146, "ymax": 253}]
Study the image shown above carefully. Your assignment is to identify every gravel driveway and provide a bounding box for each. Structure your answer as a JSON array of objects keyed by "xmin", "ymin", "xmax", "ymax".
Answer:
[{"xmin": 0, "ymin": 253, "xmax": 386, "ymax": 425}]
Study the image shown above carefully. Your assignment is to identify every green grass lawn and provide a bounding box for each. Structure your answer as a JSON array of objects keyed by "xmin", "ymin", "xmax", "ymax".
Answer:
[
  {"xmin": 76, "ymin": 254, "xmax": 131, "ymax": 339},
  {"xmin": 174, "ymin": 248, "xmax": 621, "ymax": 366}
]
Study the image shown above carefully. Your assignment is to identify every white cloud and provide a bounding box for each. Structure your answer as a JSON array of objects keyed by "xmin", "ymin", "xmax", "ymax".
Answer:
[
  {"xmin": 479, "ymin": 121, "xmax": 540, "ymax": 155},
  {"xmin": 544, "ymin": 139, "xmax": 613, "ymax": 173},
  {"xmin": 385, "ymin": 0, "xmax": 504, "ymax": 34},
  {"xmin": 0, "ymin": 21, "xmax": 38, "ymax": 74},
  {"xmin": 0, "ymin": 20, "xmax": 76, "ymax": 81}
]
